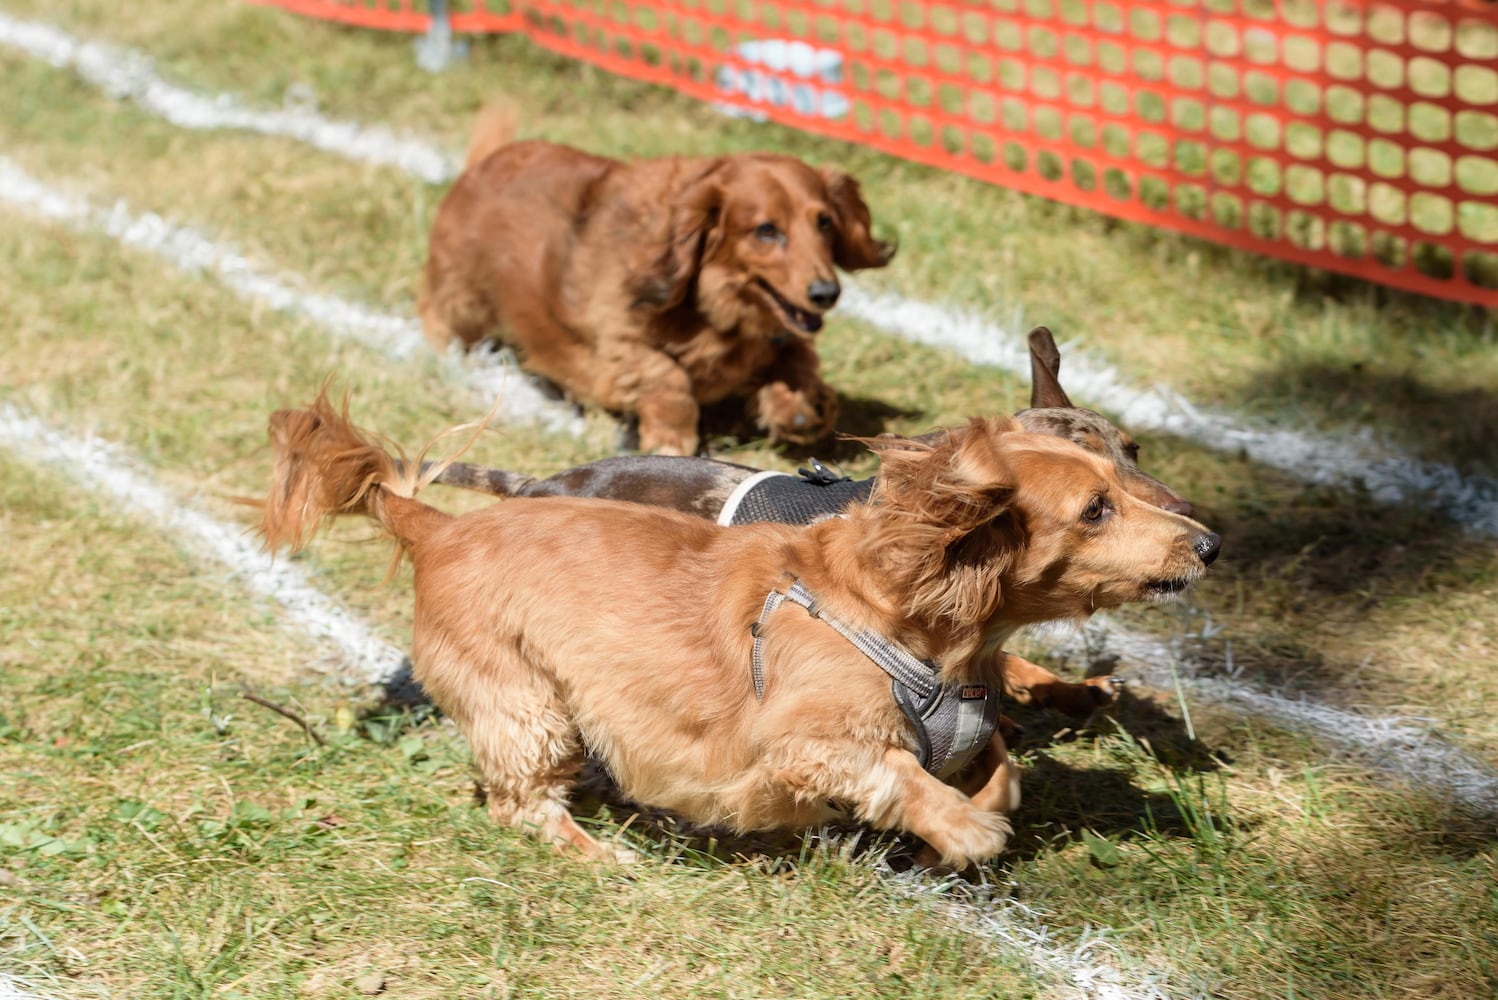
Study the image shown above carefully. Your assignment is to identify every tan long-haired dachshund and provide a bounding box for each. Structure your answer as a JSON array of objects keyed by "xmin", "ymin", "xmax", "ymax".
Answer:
[{"xmin": 258, "ymin": 392, "xmax": 1219, "ymax": 866}]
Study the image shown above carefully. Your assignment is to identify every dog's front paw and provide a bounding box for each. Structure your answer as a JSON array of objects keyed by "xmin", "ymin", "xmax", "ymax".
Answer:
[
  {"xmin": 1042, "ymin": 676, "xmax": 1124, "ymax": 718},
  {"xmin": 597, "ymin": 839, "xmax": 643, "ymax": 865},
  {"xmin": 924, "ymin": 809, "xmax": 1013, "ymax": 870},
  {"xmin": 636, "ymin": 424, "xmax": 699, "ymax": 457},
  {"xmin": 756, "ymin": 380, "xmax": 838, "ymax": 444},
  {"xmin": 1085, "ymin": 675, "xmax": 1126, "ymax": 706}
]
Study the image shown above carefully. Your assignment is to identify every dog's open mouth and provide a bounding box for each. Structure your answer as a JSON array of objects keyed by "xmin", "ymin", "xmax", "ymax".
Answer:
[
  {"xmin": 1144, "ymin": 576, "xmax": 1195, "ymax": 599},
  {"xmin": 756, "ymin": 280, "xmax": 824, "ymax": 335}
]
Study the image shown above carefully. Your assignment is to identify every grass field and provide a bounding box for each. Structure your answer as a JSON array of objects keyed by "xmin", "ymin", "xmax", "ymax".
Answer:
[{"xmin": 2, "ymin": 3, "xmax": 1497, "ymax": 998}]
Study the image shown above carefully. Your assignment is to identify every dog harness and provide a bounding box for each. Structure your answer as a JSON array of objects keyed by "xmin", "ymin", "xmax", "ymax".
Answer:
[
  {"xmin": 750, "ymin": 580, "xmax": 1001, "ymax": 779},
  {"xmin": 717, "ymin": 460, "xmax": 875, "ymax": 527}
]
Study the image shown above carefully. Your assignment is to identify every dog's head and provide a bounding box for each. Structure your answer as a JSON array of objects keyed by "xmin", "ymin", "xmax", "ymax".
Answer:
[
  {"xmin": 1014, "ymin": 326, "xmax": 1194, "ymax": 516},
  {"xmin": 988, "ymin": 431, "xmax": 1220, "ymax": 622},
  {"xmin": 635, "ymin": 155, "xmax": 895, "ymax": 338},
  {"xmin": 852, "ymin": 419, "xmax": 1219, "ymax": 646}
]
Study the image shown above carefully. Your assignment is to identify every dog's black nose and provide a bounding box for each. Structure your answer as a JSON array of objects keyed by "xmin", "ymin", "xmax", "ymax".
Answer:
[
  {"xmin": 807, "ymin": 279, "xmax": 841, "ymax": 310},
  {"xmin": 1194, "ymin": 532, "xmax": 1221, "ymax": 565},
  {"xmin": 1163, "ymin": 498, "xmax": 1194, "ymax": 517}
]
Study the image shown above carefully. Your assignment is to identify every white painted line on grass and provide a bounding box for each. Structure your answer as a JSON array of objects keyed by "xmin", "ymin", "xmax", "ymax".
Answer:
[
  {"xmin": 0, "ymin": 155, "xmax": 584, "ymax": 436},
  {"xmin": 1207, "ymin": 682, "xmax": 1498, "ymax": 813},
  {"xmin": 1046, "ymin": 616, "xmax": 1498, "ymax": 815},
  {"xmin": 0, "ymin": 403, "xmax": 407, "ymax": 685},
  {"xmin": 0, "ymin": 13, "xmax": 459, "ymax": 183},
  {"xmin": 0, "ymin": 975, "xmax": 44, "ymax": 1000},
  {"xmin": 886, "ymin": 875, "xmax": 1195, "ymax": 1000}
]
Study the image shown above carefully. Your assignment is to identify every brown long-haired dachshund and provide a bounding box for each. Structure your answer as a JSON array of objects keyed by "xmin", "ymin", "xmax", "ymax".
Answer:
[
  {"xmin": 259, "ymin": 392, "xmax": 1219, "ymax": 866},
  {"xmin": 419, "ymin": 110, "xmax": 894, "ymax": 457}
]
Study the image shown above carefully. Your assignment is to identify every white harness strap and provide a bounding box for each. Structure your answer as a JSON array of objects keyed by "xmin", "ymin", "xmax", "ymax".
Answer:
[{"xmin": 750, "ymin": 580, "xmax": 1001, "ymax": 778}]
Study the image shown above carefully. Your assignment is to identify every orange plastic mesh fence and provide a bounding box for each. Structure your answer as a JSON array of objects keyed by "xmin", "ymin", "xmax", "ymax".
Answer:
[{"xmin": 250, "ymin": 0, "xmax": 1498, "ymax": 306}]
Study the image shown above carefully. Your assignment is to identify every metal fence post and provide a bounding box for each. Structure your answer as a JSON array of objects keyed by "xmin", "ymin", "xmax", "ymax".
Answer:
[{"xmin": 415, "ymin": 0, "xmax": 468, "ymax": 73}]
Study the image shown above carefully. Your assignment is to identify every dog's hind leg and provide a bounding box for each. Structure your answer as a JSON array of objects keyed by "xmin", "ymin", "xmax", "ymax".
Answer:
[
  {"xmin": 958, "ymin": 733, "xmax": 1022, "ymax": 817},
  {"xmin": 423, "ymin": 642, "xmax": 631, "ymax": 862}
]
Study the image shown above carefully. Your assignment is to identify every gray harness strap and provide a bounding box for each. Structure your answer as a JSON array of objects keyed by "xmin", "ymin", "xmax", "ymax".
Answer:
[{"xmin": 750, "ymin": 581, "xmax": 1000, "ymax": 779}]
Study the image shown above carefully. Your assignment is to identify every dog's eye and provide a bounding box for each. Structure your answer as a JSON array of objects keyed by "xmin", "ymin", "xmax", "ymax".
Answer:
[
  {"xmin": 1082, "ymin": 496, "xmax": 1109, "ymax": 523},
  {"xmin": 817, "ymin": 212, "xmax": 834, "ymax": 233},
  {"xmin": 1124, "ymin": 442, "xmax": 1140, "ymax": 461},
  {"xmin": 754, "ymin": 222, "xmax": 781, "ymax": 242}
]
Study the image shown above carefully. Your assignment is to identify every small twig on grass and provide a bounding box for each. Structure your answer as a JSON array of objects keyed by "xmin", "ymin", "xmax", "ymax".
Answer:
[{"xmin": 240, "ymin": 689, "xmax": 328, "ymax": 746}]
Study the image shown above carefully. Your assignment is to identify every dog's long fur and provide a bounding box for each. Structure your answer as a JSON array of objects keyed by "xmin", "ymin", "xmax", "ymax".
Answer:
[
  {"xmin": 260, "ymin": 393, "xmax": 1218, "ymax": 866},
  {"xmin": 419, "ymin": 113, "xmax": 894, "ymax": 456},
  {"xmin": 423, "ymin": 327, "xmax": 1194, "ymax": 720}
]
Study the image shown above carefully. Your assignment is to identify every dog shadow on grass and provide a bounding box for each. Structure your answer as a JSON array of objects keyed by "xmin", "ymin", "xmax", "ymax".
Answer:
[
  {"xmin": 1183, "ymin": 459, "xmax": 1491, "ymax": 700},
  {"xmin": 989, "ymin": 693, "xmax": 1231, "ymax": 861},
  {"xmin": 1230, "ymin": 362, "xmax": 1498, "ymax": 480},
  {"xmin": 1144, "ymin": 357, "xmax": 1498, "ymax": 703}
]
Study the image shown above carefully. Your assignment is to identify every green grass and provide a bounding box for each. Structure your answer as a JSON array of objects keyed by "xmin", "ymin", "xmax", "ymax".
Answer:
[{"xmin": 2, "ymin": 4, "xmax": 1498, "ymax": 997}]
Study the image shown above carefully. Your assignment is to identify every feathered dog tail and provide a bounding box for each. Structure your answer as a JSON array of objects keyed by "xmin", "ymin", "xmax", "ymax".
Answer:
[
  {"xmin": 259, "ymin": 389, "xmax": 444, "ymax": 559},
  {"xmin": 465, "ymin": 101, "xmax": 520, "ymax": 170}
]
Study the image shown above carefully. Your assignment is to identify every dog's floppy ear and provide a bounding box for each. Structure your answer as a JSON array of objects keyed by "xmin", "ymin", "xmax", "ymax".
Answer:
[
  {"xmin": 858, "ymin": 419, "xmax": 1020, "ymax": 627},
  {"xmin": 631, "ymin": 164, "xmax": 726, "ymax": 311},
  {"xmin": 820, "ymin": 167, "xmax": 896, "ymax": 272},
  {"xmin": 864, "ymin": 417, "xmax": 1017, "ymax": 545},
  {"xmin": 1027, "ymin": 326, "xmax": 1073, "ymax": 409}
]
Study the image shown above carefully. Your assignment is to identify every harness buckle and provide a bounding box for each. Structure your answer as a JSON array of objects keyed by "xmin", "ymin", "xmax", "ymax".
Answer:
[{"xmin": 797, "ymin": 458, "xmax": 851, "ymax": 486}]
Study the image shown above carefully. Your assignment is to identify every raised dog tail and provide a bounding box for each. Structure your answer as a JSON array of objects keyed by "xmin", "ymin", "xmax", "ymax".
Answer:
[
  {"xmin": 259, "ymin": 390, "xmax": 448, "ymax": 558},
  {"xmin": 465, "ymin": 101, "xmax": 519, "ymax": 170}
]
